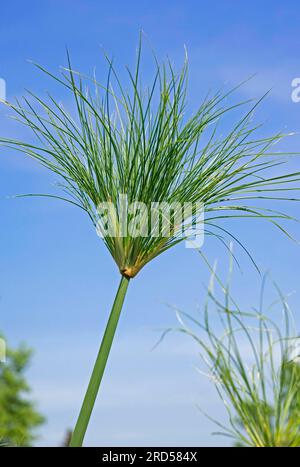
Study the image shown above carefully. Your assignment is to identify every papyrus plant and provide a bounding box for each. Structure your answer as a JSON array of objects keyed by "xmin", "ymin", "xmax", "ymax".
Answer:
[
  {"xmin": 174, "ymin": 260, "xmax": 300, "ymax": 447},
  {"xmin": 1, "ymin": 41, "xmax": 299, "ymax": 446}
]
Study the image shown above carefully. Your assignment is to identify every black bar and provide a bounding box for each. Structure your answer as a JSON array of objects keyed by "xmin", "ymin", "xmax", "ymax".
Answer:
[{"xmin": 1, "ymin": 445, "xmax": 284, "ymax": 464}]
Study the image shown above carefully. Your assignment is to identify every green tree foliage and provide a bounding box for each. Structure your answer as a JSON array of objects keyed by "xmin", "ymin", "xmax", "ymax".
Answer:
[{"xmin": 0, "ymin": 335, "xmax": 45, "ymax": 446}]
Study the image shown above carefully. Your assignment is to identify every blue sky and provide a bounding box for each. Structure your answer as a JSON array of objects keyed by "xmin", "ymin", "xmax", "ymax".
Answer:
[{"xmin": 1, "ymin": 0, "xmax": 300, "ymax": 446}]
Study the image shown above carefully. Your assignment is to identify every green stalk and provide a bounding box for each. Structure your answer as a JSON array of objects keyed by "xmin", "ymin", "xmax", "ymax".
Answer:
[{"xmin": 69, "ymin": 275, "xmax": 130, "ymax": 447}]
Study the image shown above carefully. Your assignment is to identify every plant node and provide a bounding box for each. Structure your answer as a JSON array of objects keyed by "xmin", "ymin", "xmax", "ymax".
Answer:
[{"xmin": 120, "ymin": 266, "xmax": 139, "ymax": 278}]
